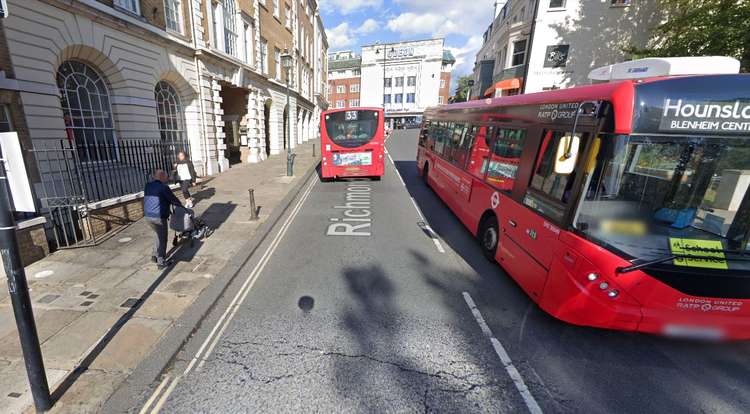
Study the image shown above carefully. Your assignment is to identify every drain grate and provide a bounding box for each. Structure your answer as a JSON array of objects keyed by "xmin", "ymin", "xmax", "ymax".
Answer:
[
  {"xmin": 37, "ymin": 294, "xmax": 60, "ymax": 304},
  {"xmin": 87, "ymin": 294, "xmax": 99, "ymax": 299},
  {"xmin": 80, "ymin": 301, "xmax": 94, "ymax": 307},
  {"xmin": 120, "ymin": 298, "xmax": 140, "ymax": 308},
  {"xmin": 79, "ymin": 291, "xmax": 92, "ymax": 297},
  {"xmin": 7, "ymin": 392, "xmax": 21, "ymax": 398}
]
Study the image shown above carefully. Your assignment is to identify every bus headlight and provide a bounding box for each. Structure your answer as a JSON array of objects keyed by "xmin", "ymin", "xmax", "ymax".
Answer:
[
  {"xmin": 587, "ymin": 273, "xmax": 599, "ymax": 281},
  {"xmin": 608, "ymin": 290, "xmax": 619, "ymax": 299},
  {"xmin": 599, "ymin": 282, "xmax": 609, "ymax": 290}
]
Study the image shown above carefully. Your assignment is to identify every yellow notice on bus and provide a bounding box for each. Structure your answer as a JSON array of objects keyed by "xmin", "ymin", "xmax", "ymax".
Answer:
[{"xmin": 669, "ymin": 238, "xmax": 728, "ymax": 270}]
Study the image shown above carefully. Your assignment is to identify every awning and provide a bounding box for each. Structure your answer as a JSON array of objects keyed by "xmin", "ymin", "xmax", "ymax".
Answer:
[{"xmin": 483, "ymin": 78, "xmax": 522, "ymax": 97}]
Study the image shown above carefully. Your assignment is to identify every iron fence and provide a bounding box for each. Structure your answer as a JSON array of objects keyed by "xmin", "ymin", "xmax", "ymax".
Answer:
[{"xmin": 31, "ymin": 139, "xmax": 188, "ymax": 248}]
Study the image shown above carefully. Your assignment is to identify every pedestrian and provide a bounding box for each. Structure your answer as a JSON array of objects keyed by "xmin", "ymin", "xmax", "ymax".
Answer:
[
  {"xmin": 144, "ymin": 169, "xmax": 183, "ymax": 269},
  {"xmin": 173, "ymin": 151, "xmax": 197, "ymax": 208}
]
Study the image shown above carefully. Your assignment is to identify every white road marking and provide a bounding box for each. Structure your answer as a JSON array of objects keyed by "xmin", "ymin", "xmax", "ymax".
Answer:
[
  {"xmin": 385, "ymin": 152, "xmax": 444, "ymax": 254},
  {"xmin": 138, "ymin": 375, "xmax": 171, "ymax": 414},
  {"xmin": 409, "ymin": 197, "xmax": 425, "ymax": 221},
  {"xmin": 143, "ymin": 177, "xmax": 318, "ymax": 414},
  {"xmin": 463, "ymin": 292, "xmax": 543, "ymax": 414}
]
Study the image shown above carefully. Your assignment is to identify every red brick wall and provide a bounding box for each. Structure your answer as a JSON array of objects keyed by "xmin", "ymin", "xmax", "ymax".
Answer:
[{"xmin": 327, "ymin": 77, "xmax": 361, "ymax": 108}]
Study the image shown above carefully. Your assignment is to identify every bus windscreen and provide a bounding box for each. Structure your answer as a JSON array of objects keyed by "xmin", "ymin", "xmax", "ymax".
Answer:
[{"xmin": 325, "ymin": 110, "xmax": 379, "ymax": 148}]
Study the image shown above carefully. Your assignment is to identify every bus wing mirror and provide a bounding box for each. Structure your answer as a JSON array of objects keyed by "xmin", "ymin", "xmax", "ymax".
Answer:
[{"xmin": 554, "ymin": 133, "xmax": 581, "ymax": 175}]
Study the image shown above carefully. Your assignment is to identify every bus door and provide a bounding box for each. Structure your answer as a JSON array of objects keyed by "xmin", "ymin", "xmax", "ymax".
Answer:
[{"xmin": 498, "ymin": 129, "xmax": 590, "ymax": 299}]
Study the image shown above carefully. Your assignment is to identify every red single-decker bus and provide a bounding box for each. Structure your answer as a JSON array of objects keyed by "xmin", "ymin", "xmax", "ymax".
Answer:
[
  {"xmin": 321, "ymin": 107, "xmax": 385, "ymax": 180},
  {"xmin": 417, "ymin": 64, "xmax": 750, "ymax": 340}
]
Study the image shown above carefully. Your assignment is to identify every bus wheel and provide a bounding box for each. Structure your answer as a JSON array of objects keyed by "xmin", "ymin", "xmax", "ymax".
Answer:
[
  {"xmin": 478, "ymin": 215, "xmax": 499, "ymax": 261},
  {"xmin": 372, "ymin": 176, "xmax": 382, "ymax": 181}
]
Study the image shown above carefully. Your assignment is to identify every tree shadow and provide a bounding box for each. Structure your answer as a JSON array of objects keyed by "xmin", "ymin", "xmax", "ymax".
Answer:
[
  {"xmin": 334, "ymin": 264, "xmax": 517, "ymax": 412},
  {"xmin": 49, "ymin": 201, "xmax": 236, "ymax": 405},
  {"xmin": 546, "ymin": 2, "xmax": 665, "ymax": 87}
]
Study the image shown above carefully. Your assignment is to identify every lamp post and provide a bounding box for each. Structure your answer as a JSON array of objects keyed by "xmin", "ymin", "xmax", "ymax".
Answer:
[
  {"xmin": 466, "ymin": 80, "xmax": 475, "ymax": 102},
  {"xmin": 281, "ymin": 50, "xmax": 295, "ymax": 176}
]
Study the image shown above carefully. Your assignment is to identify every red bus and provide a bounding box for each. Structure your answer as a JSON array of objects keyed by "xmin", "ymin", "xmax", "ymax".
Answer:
[
  {"xmin": 417, "ymin": 70, "xmax": 750, "ymax": 340},
  {"xmin": 321, "ymin": 107, "xmax": 385, "ymax": 180}
]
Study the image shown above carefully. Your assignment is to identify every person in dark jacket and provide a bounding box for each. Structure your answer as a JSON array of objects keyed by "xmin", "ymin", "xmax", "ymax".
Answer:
[
  {"xmin": 173, "ymin": 151, "xmax": 197, "ymax": 208},
  {"xmin": 144, "ymin": 170, "xmax": 182, "ymax": 269}
]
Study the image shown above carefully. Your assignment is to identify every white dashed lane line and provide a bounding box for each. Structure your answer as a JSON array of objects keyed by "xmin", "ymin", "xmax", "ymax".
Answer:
[{"xmin": 463, "ymin": 292, "xmax": 543, "ymax": 414}]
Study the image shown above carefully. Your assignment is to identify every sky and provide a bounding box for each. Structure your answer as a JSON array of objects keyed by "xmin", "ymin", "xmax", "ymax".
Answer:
[{"xmin": 319, "ymin": 0, "xmax": 496, "ymax": 93}]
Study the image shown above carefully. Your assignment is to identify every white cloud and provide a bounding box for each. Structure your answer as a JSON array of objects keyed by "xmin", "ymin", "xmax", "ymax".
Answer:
[
  {"xmin": 355, "ymin": 18, "xmax": 380, "ymax": 35},
  {"xmin": 446, "ymin": 35, "xmax": 484, "ymax": 76},
  {"xmin": 445, "ymin": 35, "xmax": 484, "ymax": 92},
  {"xmin": 319, "ymin": 0, "xmax": 383, "ymax": 15},
  {"xmin": 387, "ymin": 0, "xmax": 494, "ymax": 37},
  {"xmin": 326, "ymin": 22, "xmax": 356, "ymax": 50}
]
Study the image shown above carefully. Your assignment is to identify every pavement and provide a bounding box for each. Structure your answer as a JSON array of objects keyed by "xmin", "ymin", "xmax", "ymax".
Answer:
[
  {"xmin": 108, "ymin": 130, "xmax": 750, "ymax": 414},
  {"xmin": 0, "ymin": 141, "xmax": 319, "ymax": 414}
]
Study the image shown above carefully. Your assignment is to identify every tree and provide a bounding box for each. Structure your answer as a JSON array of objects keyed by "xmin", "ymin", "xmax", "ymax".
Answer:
[
  {"xmin": 630, "ymin": 0, "xmax": 750, "ymax": 72},
  {"xmin": 450, "ymin": 75, "xmax": 474, "ymax": 103}
]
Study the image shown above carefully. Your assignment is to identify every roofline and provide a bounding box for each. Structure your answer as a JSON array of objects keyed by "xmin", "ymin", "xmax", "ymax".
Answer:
[
  {"xmin": 359, "ymin": 38, "xmax": 445, "ymax": 49},
  {"xmin": 323, "ymin": 107, "xmax": 384, "ymax": 114}
]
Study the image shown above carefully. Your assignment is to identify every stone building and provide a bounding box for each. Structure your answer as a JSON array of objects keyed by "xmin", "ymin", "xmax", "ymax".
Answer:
[
  {"xmin": 0, "ymin": 0, "xmax": 327, "ymax": 259},
  {"xmin": 470, "ymin": 0, "xmax": 661, "ymax": 98},
  {"xmin": 360, "ymin": 39, "xmax": 454, "ymax": 128},
  {"xmin": 327, "ymin": 51, "xmax": 361, "ymax": 109}
]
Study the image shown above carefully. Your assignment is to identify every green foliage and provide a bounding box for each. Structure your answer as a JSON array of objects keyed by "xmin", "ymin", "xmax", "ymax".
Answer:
[
  {"xmin": 630, "ymin": 0, "xmax": 750, "ymax": 71},
  {"xmin": 450, "ymin": 75, "xmax": 474, "ymax": 103}
]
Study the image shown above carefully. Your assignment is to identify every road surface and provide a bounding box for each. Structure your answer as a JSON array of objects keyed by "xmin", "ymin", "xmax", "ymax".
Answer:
[{"xmin": 131, "ymin": 130, "xmax": 750, "ymax": 413}]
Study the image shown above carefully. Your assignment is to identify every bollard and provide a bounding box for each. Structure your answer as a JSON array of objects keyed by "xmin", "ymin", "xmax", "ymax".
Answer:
[
  {"xmin": 287, "ymin": 152, "xmax": 296, "ymax": 177},
  {"xmin": 312, "ymin": 143, "xmax": 316, "ymax": 157},
  {"xmin": 248, "ymin": 189, "xmax": 259, "ymax": 220}
]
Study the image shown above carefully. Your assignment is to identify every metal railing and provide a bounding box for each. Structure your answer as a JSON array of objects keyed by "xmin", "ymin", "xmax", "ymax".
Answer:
[{"xmin": 31, "ymin": 139, "xmax": 188, "ymax": 248}]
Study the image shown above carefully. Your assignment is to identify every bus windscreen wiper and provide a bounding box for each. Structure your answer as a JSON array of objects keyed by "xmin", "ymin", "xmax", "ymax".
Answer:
[{"xmin": 616, "ymin": 251, "xmax": 750, "ymax": 274}]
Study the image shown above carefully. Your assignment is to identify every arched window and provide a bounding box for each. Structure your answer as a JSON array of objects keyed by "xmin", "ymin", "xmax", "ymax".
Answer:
[
  {"xmin": 154, "ymin": 81, "xmax": 185, "ymax": 149},
  {"xmin": 56, "ymin": 60, "xmax": 116, "ymax": 162}
]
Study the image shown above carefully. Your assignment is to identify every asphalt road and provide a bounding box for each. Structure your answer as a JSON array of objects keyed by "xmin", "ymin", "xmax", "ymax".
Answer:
[{"xmin": 131, "ymin": 130, "xmax": 750, "ymax": 413}]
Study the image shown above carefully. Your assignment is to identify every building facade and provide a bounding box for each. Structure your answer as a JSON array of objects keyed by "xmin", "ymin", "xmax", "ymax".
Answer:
[
  {"xmin": 0, "ymin": 0, "xmax": 327, "ymax": 256},
  {"xmin": 360, "ymin": 39, "xmax": 454, "ymax": 127},
  {"xmin": 327, "ymin": 51, "xmax": 361, "ymax": 109},
  {"xmin": 471, "ymin": 0, "xmax": 661, "ymax": 98}
]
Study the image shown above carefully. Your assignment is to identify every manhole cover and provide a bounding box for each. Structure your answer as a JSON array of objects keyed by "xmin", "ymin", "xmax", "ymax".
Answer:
[
  {"xmin": 33, "ymin": 270, "xmax": 54, "ymax": 279},
  {"xmin": 118, "ymin": 237, "xmax": 133, "ymax": 243}
]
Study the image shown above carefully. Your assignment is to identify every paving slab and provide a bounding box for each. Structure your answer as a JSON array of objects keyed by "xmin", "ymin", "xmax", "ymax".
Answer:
[
  {"xmin": 0, "ymin": 309, "xmax": 83, "ymax": 359},
  {"xmin": 0, "ymin": 361, "xmax": 67, "ymax": 414},
  {"xmin": 136, "ymin": 292, "xmax": 195, "ymax": 321},
  {"xmin": 47, "ymin": 369, "xmax": 128, "ymax": 414},
  {"xmin": 89, "ymin": 317, "xmax": 172, "ymax": 372},
  {"xmin": 41, "ymin": 311, "xmax": 122, "ymax": 371}
]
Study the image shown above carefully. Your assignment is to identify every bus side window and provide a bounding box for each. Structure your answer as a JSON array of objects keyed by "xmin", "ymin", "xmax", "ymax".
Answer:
[
  {"xmin": 485, "ymin": 128, "xmax": 527, "ymax": 192},
  {"xmin": 447, "ymin": 123, "xmax": 467, "ymax": 166},
  {"xmin": 523, "ymin": 130, "xmax": 589, "ymax": 222},
  {"xmin": 467, "ymin": 126, "xmax": 494, "ymax": 179},
  {"xmin": 434, "ymin": 122, "xmax": 448, "ymax": 156},
  {"xmin": 419, "ymin": 121, "xmax": 431, "ymax": 147}
]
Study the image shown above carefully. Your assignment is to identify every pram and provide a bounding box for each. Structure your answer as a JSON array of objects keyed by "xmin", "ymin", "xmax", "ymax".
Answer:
[{"xmin": 170, "ymin": 205, "xmax": 210, "ymax": 247}]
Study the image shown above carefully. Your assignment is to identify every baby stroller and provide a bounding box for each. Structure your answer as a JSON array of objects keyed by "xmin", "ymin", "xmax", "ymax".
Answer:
[{"xmin": 170, "ymin": 205, "xmax": 210, "ymax": 247}]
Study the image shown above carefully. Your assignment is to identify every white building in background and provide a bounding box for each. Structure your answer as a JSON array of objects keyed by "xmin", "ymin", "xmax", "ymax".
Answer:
[
  {"xmin": 360, "ymin": 39, "xmax": 454, "ymax": 127},
  {"xmin": 471, "ymin": 0, "xmax": 662, "ymax": 98}
]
